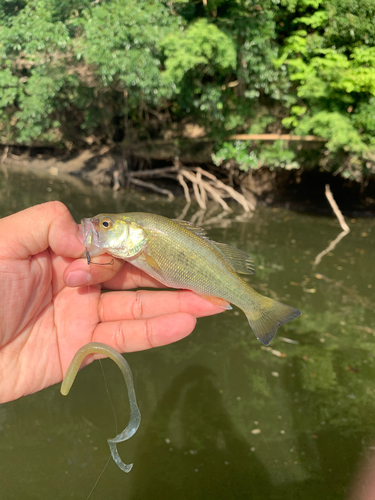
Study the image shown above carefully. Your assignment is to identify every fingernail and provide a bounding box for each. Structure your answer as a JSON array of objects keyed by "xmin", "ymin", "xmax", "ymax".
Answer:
[{"xmin": 65, "ymin": 270, "xmax": 91, "ymax": 287}]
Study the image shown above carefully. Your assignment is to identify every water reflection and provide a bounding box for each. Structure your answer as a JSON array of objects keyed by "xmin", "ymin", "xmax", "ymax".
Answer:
[
  {"xmin": 130, "ymin": 365, "xmax": 271, "ymax": 500},
  {"xmin": 0, "ymin": 168, "xmax": 374, "ymax": 499}
]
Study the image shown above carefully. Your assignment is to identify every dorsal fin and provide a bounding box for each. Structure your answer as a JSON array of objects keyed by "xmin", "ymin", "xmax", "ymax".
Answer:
[
  {"xmin": 211, "ymin": 242, "xmax": 255, "ymax": 275},
  {"xmin": 173, "ymin": 219, "xmax": 254, "ymax": 274},
  {"xmin": 172, "ymin": 219, "xmax": 207, "ymax": 237}
]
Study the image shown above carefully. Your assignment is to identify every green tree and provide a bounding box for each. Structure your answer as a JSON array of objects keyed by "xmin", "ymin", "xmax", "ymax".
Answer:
[
  {"xmin": 0, "ymin": 0, "xmax": 374, "ymax": 178},
  {"xmin": 277, "ymin": 0, "xmax": 375, "ymax": 177}
]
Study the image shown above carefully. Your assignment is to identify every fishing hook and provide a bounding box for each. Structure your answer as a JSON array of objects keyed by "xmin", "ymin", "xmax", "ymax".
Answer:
[{"xmin": 85, "ymin": 250, "xmax": 114, "ymax": 266}]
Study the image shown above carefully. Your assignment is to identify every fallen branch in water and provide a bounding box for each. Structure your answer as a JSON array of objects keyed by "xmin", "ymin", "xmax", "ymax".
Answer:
[
  {"xmin": 324, "ymin": 184, "xmax": 350, "ymax": 232},
  {"xmin": 195, "ymin": 167, "xmax": 255, "ymax": 211},
  {"xmin": 123, "ymin": 162, "xmax": 254, "ymax": 212},
  {"xmin": 129, "ymin": 177, "xmax": 175, "ymax": 200},
  {"xmin": 313, "ymin": 185, "xmax": 350, "ymax": 267}
]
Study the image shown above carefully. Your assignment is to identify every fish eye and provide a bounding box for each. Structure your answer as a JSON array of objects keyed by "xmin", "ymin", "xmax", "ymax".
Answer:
[{"xmin": 100, "ymin": 218, "xmax": 113, "ymax": 230}]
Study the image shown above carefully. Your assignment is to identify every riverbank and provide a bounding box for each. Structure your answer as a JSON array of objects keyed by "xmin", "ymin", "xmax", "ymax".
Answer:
[{"xmin": 2, "ymin": 142, "xmax": 375, "ymax": 216}]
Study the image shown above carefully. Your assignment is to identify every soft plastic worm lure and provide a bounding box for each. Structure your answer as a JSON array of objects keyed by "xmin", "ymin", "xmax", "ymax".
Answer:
[{"xmin": 61, "ymin": 342, "xmax": 141, "ymax": 472}]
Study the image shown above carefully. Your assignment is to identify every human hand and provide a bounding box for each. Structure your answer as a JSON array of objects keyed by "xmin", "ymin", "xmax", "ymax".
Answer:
[{"xmin": 0, "ymin": 201, "xmax": 224, "ymax": 403}]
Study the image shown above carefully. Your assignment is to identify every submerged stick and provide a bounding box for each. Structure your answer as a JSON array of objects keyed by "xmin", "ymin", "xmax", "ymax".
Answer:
[
  {"xmin": 61, "ymin": 342, "xmax": 141, "ymax": 473},
  {"xmin": 129, "ymin": 177, "xmax": 174, "ymax": 200},
  {"xmin": 324, "ymin": 184, "xmax": 350, "ymax": 232},
  {"xmin": 313, "ymin": 185, "xmax": 350, "ymax": 268}
]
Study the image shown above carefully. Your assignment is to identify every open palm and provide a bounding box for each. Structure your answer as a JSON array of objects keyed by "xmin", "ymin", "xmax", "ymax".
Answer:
[{"xmin": 0, "ymin": 202, "xmax": 223, "ymax": 403}]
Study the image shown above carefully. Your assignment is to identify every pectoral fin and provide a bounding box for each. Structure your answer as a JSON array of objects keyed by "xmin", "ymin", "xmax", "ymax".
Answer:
[{"xmin": 144, "ymin": 253, "xmax": 160, "ymax": 271}]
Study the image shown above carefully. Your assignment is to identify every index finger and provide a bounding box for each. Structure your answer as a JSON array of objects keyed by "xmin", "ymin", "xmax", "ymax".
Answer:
[{"xmin": 102, "ymin": 261, "xmax": 166, "ymax": 290}]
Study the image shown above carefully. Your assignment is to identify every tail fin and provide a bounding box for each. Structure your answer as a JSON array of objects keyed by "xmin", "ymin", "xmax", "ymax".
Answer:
[{"xmin": 246, "ymin": 297, "xmax": 301, "ymax": 346}]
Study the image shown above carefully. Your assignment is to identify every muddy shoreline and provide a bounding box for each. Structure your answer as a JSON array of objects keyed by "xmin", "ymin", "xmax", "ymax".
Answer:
[{"xmin": 2, "ymin": 142, "xmax": 375, "ymax": 216}]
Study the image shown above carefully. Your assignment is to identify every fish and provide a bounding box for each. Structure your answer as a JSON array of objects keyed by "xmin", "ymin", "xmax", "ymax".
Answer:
[{"xmin": 82, "ymin": 212, "xmax": 301, "ymax": 345}]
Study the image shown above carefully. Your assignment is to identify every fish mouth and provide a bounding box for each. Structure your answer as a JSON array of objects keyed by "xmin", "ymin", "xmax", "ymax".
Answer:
[{"xmin": 81, "ymin": 217, "xmax": 100, "ymax": 255}]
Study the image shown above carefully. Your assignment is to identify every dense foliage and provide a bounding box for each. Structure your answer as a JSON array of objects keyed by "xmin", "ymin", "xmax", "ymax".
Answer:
[{"xmin": 0, "ymin": 0, "xmax": 374, "ymax": 178}]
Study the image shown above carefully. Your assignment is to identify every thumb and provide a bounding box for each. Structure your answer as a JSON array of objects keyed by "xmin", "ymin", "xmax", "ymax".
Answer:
[{"xmin": 0, "ymin": 201, "xmax": 84, "ymax": 260}]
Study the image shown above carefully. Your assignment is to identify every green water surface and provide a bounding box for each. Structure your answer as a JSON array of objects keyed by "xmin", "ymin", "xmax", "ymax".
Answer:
[{"xmin": 0, "ymin": 169, "xmax": 374, "ymax": 499}]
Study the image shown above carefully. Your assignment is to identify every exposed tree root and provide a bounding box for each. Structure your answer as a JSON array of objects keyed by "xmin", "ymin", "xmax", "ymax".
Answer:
[
  {"xmin": 124, "ymin": 161, "xmax": 254, "ymax": 213},
  {"xmin": 129, "ymin": 177, "xmax": 175, "ymax": 200}
]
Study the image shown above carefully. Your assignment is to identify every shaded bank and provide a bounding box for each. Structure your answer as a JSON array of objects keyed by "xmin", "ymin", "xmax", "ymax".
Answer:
[{"xmin": 1, "ymin": 142, "xmax": 375, "ymax": 215}]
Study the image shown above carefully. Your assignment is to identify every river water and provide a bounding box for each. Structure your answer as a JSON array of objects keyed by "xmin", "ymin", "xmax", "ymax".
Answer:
[{"xmin": 0, "ymin": 169, "xmax": 375, "ymax": 499}]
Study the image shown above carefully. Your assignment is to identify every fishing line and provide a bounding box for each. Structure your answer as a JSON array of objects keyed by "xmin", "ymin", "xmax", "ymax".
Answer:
[
  {"xmin": 84, "ymin": 454, "xmax": 111, "ymax": 500},
  {"xmin": 99, "ymin": 359, "xmax": 119, "ymax": 437},
  {"xmin": 86, "ymin": 248, "xmax": 119, "ymax": 443},
  {"xmin": 83, "ymin": 254, "xmax": 119, "ymax": 500},
  {"xmin": 83, "ymin": 359, "xmax": 117, "ymax": 500},
  {"xmin": 65, "ymin": 250, "xmax": 138, "ymax": 497}
]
